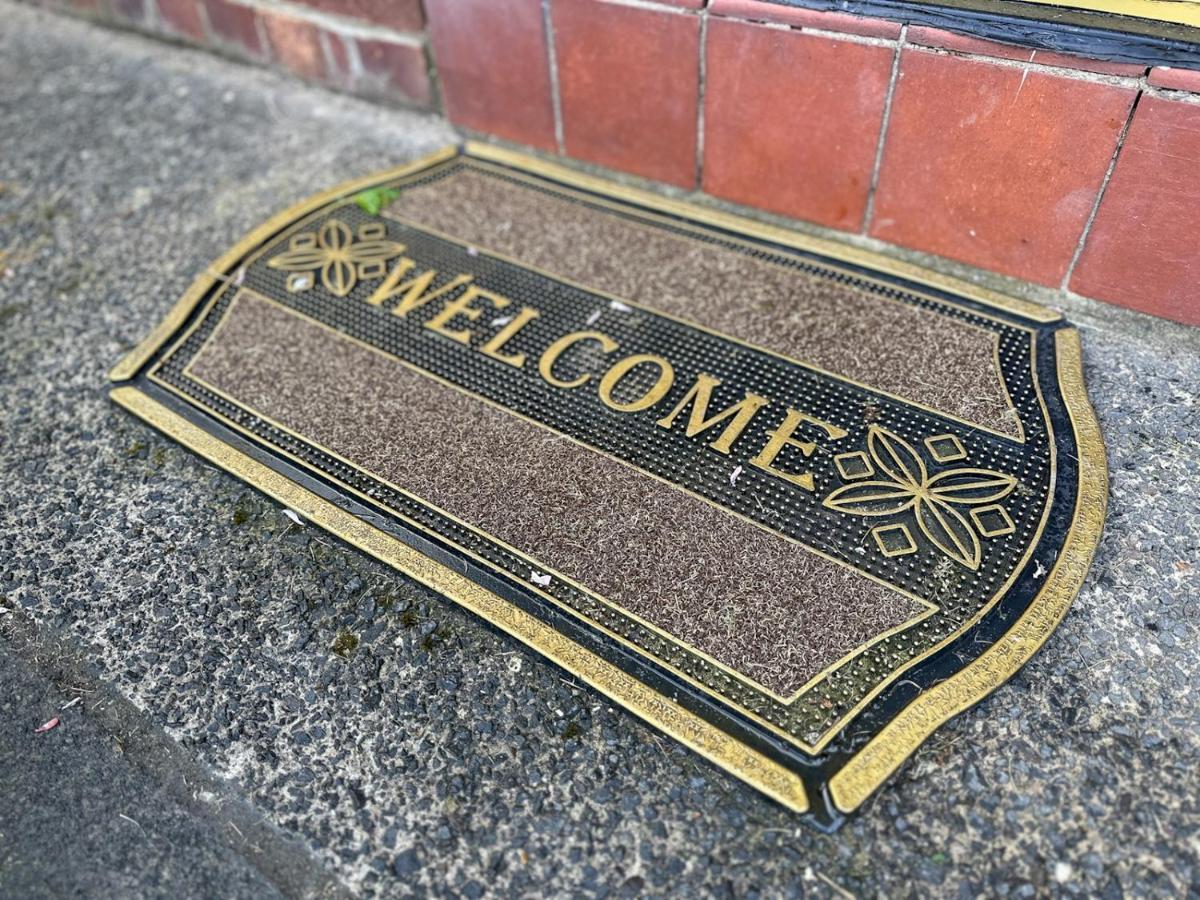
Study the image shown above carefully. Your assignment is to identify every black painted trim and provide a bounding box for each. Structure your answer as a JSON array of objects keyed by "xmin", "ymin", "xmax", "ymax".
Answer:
[{"xmin": 769, "ymin": 0, "xmax": 1200, "ymax": 68}]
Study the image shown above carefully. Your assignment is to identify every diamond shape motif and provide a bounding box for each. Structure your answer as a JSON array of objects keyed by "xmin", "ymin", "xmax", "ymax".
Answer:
[
  {"xmin": 286, "ymin": 272, "xmax": 314, "ymax": 293},
  {"xmin": 357, "ymin": 260, "xmax": 389, "ymax": 280},
  {"xmin": 925, "ymin": 433, "xmax": 966, "ymax": 463},
  {"xmin": 834, "ymin": 450, "xmax": 874, "ymax": 481},
  {"xmin": 970, "ymin": 503, "xmax": 1015, "ymax": 538},
  {"xmin": 872, "ymin": 523, "xmax": 917, "ymax": 558}
]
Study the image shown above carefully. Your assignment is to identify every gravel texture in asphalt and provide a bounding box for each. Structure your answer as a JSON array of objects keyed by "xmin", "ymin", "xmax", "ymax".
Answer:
[
  {"xmin": 0, "ymin": 613, "xmax": 347, "ymax": 899},
  {"xmin": 1, "ymin": 4, "xmax": 1198, "ymax": 896}
]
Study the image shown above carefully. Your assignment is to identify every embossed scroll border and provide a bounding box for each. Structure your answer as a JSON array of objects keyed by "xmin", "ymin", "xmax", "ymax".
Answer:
[{"xmin": 109, "ymin": 145, "xmax": 1107, "ymax": 814}]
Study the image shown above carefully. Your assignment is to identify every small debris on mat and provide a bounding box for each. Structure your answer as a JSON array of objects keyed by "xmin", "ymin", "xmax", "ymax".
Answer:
[
  {"xmin": 530, "ymin": 571, "xmax": 552, "ymax": 588},
  {"xmin": 34, "ymin": 717, "xmax": 60, "ymax": 734},
  {"xmin": 283, "ymin": 509, "xmax": 304, "ymax": 527}
]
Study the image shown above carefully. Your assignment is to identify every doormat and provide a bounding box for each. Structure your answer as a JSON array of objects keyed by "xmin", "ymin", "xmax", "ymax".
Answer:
[{"xmin": 109, "ymin": 144, "xmax": 1106, "ymax": 827}]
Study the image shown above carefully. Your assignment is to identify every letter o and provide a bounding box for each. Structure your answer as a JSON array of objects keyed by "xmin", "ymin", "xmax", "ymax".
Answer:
[{"xmin": 598, "ymin": 354, "xmax": 676, "ymax": 413}]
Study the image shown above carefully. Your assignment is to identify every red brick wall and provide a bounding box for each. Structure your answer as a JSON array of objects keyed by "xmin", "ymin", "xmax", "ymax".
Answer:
[{"xmin": 40, "ymin": 0, "xmax": 1200, "ymax": 325}]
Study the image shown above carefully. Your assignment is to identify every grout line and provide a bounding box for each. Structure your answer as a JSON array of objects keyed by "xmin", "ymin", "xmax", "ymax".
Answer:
[
  {"xmin": 237, "ymin": 0, "xmax": 425, "ymax": 45},
  {"xmin": 861, "ymin": 24, "xmax": 905, "ymax": 235},
  {"xmin": 1062, "ymin": 89, "xmax": 1142, "ymax": 290},
  {"xmin": 1142, "ymin": 81, "xmax": 1200, "ymax": 104},
  {"xmin": 316, "ymin": 28, "xmax": 338, "ymax": 81},
  {"xmin": 714, "ymin": 12, "xmax": 896, "ymax": 48},
  {"xmin": 542, "ymin": 0, "xmax": 566, "ymax": 155},
  {"xmin": 254, "ymin": 12, "xmax": 270, "ymax": 60},
  {"xmin": 590, "ymin": 0, "xmax": 700, "ymax": 15},
  {"xmin": 905, "ymin": 41, "xmax": 1142, "ymax": 88},
  {"xmin": 195, "ymin": 0, "xmax": 214, "ymax": 43},
  {"xmin": 695, "ymin": 7, "xmax": 709, "ymax": 189}
]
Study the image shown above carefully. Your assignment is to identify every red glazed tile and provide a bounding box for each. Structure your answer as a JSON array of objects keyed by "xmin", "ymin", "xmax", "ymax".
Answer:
[
  {"xmin": 262, "ymin": 11, "xmax": 327, "ymax": 80},
  {"xmin": 290, "ymin": 0, "xmax": 423, "ymax": 32},
  {"xmin": 703, "ymin": 19, "xmax": 893, "ymax": 230},
  {"xmin": 1149, "ymin": 66, "xmax": 1200, "ymax": 93},
  {"xmin": 110, "ymin": 0, "xmax": 146, "ymax": 22},
  {"xmin": 870, "ymin": 50, "xmax": 1134, "ymax": 286},
  {"xmin": 202, "ymin": 0, "xmax": 265, "ymax": 57},
  {"xmin": 709, "ymin": 0, "xmax": 900, "ymax": 39},
  {"xmin": 554, "ymin": 0, "xmax": 700, "ymax": 187},
  {"xmin": 156, "ymin": 0, "xmax": 205, "ymax": 40},
  {"xmin": 1070, "ymin": 97, "xmax": 1200, "ymax": 325},
  {"xmin": 347, "ymin": 36, "xmax": 432, "ymax": 106},
  {"xmin": 425, "ymin": 0, "xmax": 557, "ymax": 151}
]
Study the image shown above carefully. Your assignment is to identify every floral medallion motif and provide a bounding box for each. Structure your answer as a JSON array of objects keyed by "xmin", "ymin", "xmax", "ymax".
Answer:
[
  {"xmin": 267, "ymin": 219, "xmax": 405, "ymax": 297},
  {"xmin": 823, "ymin": 426, "xmax": 1017, "ymax": 570}
]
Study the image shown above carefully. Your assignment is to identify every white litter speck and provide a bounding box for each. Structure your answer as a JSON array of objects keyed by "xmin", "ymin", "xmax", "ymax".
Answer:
[
  {"xmin": 34, "ymin": 717, "xmax": 60, "ymax": 734},
  {"xmin": 2, "ymin": 267, "xmax": 14, "ymax": 279},
  {"xmin": 283, "ymin": 509, "xmax": 304, "ymax": 527},
  {"xmin": 608, "ymin": 300, "xmax": 632, "ymax": 313},
  {"xmin": 60, "ymin": 697, "xmax": 82, "ymax": 711},
  {"xmin": 467, "ymin": 246, "xmax": 479, "ymax": 257},
  {"xmin": 530, "ymin": 571, "xmax": 552, "ymax": 587},
  {"xmin": 491, "ymin": 315, "xmax": 513, "ymax": 327},
  {"xmin": 233, "ymin": 266, "xmax": 246, "ymax": 286},
  {"xmin": 1053, "ymin": 862, "xmax": 1073, "ymax": 884},
  {"xmin": 508, "ymin": 657, "xmax": 522, "ymax": 674},
  {"xmin": 1034, "ymin": 560, "xmax": 1047, "ymax": 579},
  {"xmin": 585, "ymin": 309, "xmax": 602, "ymax": 326},
  {"xmin": 729, "ymin": 465, "xmax": 743, "ymax": 486}
]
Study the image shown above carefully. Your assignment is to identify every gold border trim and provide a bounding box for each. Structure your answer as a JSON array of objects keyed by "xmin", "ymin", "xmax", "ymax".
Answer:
[
  {"xmin": 462, "ymin": 142, "xmax": 1062, "ymax": 326},
  {"xmin": 1025, "ymin": 0, "xmax": 1200, "ymax": 28},
  {"xmin": 107, "ymin": 146, "xmax": 461, "ymax": 383},
  {"xmin": 108, "ymin": 145, "xmax": 1105, "ymax": 814},
  {"xmin": 828, "ymin": 328, "xmax": 1107, "ymax": 812},
  {"xmin": 109, "ymin": 385, "xmax": 810, "ymax": 814}
]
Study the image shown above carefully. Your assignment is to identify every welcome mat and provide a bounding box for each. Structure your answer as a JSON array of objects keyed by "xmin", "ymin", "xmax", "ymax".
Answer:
[{"xmin": 109, "ymin": 144, "xmax": 1106, "ymax": 827}]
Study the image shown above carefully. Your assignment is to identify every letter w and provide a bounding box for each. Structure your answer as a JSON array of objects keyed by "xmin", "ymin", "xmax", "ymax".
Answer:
[{"xmin": 368, "ymin": 258, "xmax": 474, "ymax": 317}]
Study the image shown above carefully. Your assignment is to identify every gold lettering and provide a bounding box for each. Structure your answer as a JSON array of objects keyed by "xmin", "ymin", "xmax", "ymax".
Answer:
[
  {"xmin": 424, "ymin": 286, "xmax": 511, "ymax": 345},
  {"xmin": 368, "ymin": 258, "xmax": 473, "ymax": 316},
  {"xmin": 656, "ymin": 373, "xmax": 771, "ymax": 454},
  {"xmin": 480, "ymin": 306, "xmax": 541, "ymax": 369},
  {"xmin": 598, "ymin": 354, "xmax": 676, "ymax": 413},
  {"xmin": 538, "ymin": 331, "xmax": 619, "ymax": 389},
  {"xmin": 750, "ymin": 409, "xmax": 848, "ymax": 491}
]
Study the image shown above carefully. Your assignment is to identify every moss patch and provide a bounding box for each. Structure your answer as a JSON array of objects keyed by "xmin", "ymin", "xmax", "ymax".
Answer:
[{"xmin": 331, "ymin": 630, "xmax": 360, "ymax": 658}]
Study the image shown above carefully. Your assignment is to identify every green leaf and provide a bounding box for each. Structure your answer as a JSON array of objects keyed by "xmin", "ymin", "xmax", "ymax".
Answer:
[{"xmin": 354, "ymin": 187, "xmax": 400, "ymax": 216}]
